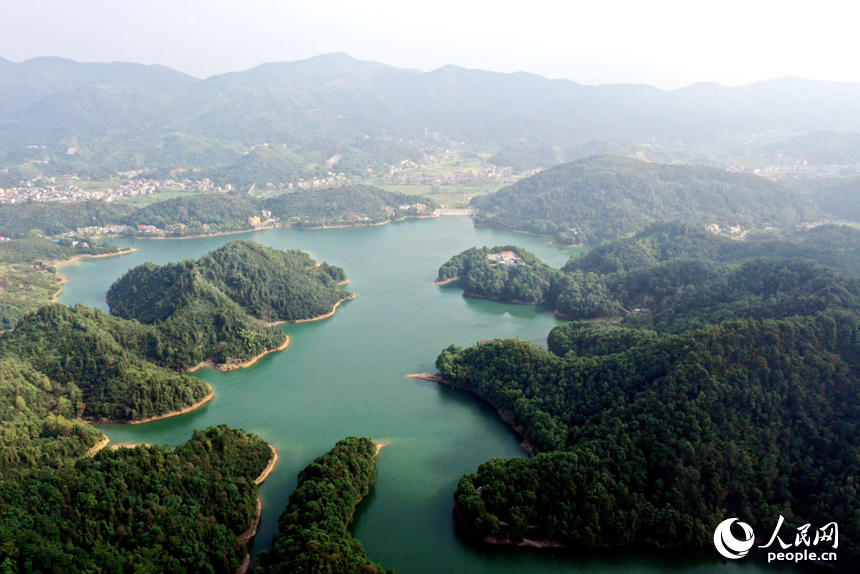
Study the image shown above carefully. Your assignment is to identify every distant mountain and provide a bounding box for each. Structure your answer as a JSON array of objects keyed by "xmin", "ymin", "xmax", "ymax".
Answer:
[
  {"xmin": 472, "ymin": 155, "xmax": 819, "ymax": 240},
  {"xmin": 766, "ymin": 131, "xmax": 860, "ymax": 164},
  {"xmin": 5, "ymin": 54, "xmax": 860, "ymax": 156},
  {"xmin": 488, "ymin": 139, "xmax": 657, "ymax": 171}
]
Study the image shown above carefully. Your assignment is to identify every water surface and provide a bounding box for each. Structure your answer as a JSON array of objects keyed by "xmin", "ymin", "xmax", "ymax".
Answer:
[{"xmin": 58, "ymin": 217, "xmax": 815, "ymax": 573}]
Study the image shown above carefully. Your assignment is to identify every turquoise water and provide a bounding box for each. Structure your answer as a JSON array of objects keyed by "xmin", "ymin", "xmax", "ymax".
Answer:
[{"xmin": 57, "ymin": 217, "xmax": 816, "ymax": 573}]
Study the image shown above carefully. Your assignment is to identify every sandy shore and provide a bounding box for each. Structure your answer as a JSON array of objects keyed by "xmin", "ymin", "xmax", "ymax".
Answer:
[
  {"xmin": 54, "ymin": 248, "xmax": 138, "ymax": 268},
  {"xmin": 50, "ymin": 275, "xmax": 70, "ymax": 303},
  {"xmin": 254, "ymin": 446, "xmax": 279, "ymax": 485},
  {"xmin": 375, "ymin": 441, "xmax": 390, "ymax": 456},
  {"xmin": 236, "ymin": 498, "xmax": 264, "ymax": 574},
  {"xmin": 86, "ymin": 435, "xmax": 110, "ymax": 457},
  {"xmin": 434, "ymin": 276, "xmax": 461, "ymax": 286},
  {"xmin": 188, "ymin": 336, "xmax": 291, "ymax": 373},
  {"xmin": 128, "ymin": 387, "xmax": 214, "ymax": 425},
  {"xmin": 406, "ymin": 373, "xmax": 444, "ymax": 382}
]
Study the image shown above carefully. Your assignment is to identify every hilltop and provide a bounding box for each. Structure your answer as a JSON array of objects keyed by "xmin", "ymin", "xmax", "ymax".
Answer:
[
  {"xmin": 4, "ymin": 55, "xmax": 860, "ymax": 181},
  {"xmin": 471, "ymin": 155, "xmax": 819, "ymax": 240}
]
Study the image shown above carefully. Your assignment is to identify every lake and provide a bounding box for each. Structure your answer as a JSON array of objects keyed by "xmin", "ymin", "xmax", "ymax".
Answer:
[{"xmin": 57, "ymin": 216, "xmax": 815, "ymax": 574}]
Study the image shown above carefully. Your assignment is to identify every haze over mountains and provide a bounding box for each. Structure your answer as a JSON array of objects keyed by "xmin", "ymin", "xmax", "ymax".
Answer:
[{"xmin": 4, "ymin": 53, "xmax": 860, "ymax": 149}]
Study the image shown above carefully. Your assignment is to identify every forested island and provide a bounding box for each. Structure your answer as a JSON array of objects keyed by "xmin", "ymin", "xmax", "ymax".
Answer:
[{"xmin": 255, "ymin": 437, "xmax": 395, "ymax": 574}]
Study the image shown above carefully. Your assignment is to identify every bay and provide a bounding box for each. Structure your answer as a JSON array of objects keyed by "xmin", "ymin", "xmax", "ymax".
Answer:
[{"xmin": 57, "ymin": 217, "xmax": 813, "ymax": 573}]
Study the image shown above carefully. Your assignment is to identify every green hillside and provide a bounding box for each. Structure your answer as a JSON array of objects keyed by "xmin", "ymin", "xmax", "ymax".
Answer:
[
  {"xmin": 472, "ymin": 156, "xmax": 818, "ymax": 240},
  {"xmin": 441, "ymin": 313, "xmax": 860, "ymax": 561},
  {"xmin": 256, "ymin": 437, "xmax": 395, "ymax": 574}
]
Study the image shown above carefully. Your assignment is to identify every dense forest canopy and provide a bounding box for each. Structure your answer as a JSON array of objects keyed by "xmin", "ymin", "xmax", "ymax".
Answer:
[
  {"xmin": 0, "ymin": 304, "xmax": 212, "ymax": 422},
  {"xmin": 255, "ymin": 437, "xmax": 395, "ymax": 574},
  {"xmin": 471, "ymin": 156, "xmax": 819, "ymax": 241},
  {"xmin": 0, "ymin": 424, "xmax": 272, "ymax": 574},
  {"xmin": 440, "ymin": 313, "xmax": 860, "ymax": 562},
  {"xmin": 432, "ymin": 217, "xmax": 860, "ymax": 565},
  {"xmin": 439, "ymin": 223, "xmax": 860, "ymax": 330},
  {"xmin": 108, "ymin": 239, "xmax": 350, "ymax": 325}
]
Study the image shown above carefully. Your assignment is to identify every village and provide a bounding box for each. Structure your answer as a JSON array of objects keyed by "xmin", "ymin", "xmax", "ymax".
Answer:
[{"xmin": 0, "ymin": 172, "xmax": 221, "ymax": 204}]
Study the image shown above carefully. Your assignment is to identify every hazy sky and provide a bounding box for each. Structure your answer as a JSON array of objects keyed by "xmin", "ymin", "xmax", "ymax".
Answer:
[{"xmin": 0, "ymin": 0, "xmax": 853, "ymax": 89}]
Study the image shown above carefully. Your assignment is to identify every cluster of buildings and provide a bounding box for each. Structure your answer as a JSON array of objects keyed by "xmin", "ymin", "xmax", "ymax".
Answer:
[
  {"xmin": 705, "ymin": 224, "xmax": 747, "ymax": 237},
  {"xmin": 488, "ymin": 250, "xmax": 525, "ymax": 267},
  {"xmin": 290, "ymin": 173, "xmax": 352, "ymax": 190},
  {"xmin": 0, "ymin": 174, "xmax": 222, "ymax": 205}
]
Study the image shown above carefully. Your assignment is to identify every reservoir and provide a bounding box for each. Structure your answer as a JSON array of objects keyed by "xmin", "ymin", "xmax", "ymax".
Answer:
[{"xmin": 57, "ymin": 216, "xmax": 813, "ymax": 574}]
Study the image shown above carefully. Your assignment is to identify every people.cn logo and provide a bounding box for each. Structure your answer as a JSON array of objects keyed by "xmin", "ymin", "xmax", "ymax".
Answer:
[{"xmin": 714, "ymin": 518, "xmax": 756, "ymax": 559}]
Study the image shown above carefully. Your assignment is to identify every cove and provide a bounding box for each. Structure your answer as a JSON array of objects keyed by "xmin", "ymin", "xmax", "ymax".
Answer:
[{"xmin": 57, "ymin": 216, "xmax": 815, "ymax": 574}]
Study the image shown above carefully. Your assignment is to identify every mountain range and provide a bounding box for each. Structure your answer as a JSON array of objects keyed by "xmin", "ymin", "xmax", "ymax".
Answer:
[{"xmin": 4, "ymin": 53, "xmax": 860, "ymax": 152}]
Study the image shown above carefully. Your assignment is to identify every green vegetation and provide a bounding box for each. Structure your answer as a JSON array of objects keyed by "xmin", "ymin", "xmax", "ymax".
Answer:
[
  {"xmin": 435, "ymin": 219, "xmax": 860, "ymax": 561},
  {"xmin": 440, "ymin": 223, "xmax": 860, "ymax": 330},
  {"xmin": 0, "ymin": 304, "xmax": 212, "ymax": 422},
  {"xmin": 810, "ymin": 176, "xmax": 860, "ymax": 223},
  {"xmin": 0, "ymin": 357, "xmax": 103, "ymax": 470},
  {"xmin": 0, "ymin": 202, "xmax": 131, "ymax": 239},
  {"xmin": 437, "ymin": 246, "xmax": 561, "ymax": 303},
  {"xmin": 472, "ymin": 156, "xmax": 819, "ymax": 240},
  {"xmin": 256, "ymin": 437, "xmax": 395, "ymax": 574},
  {"xmin": 767, "ymin": 130, "xmax": 860, "ymax": 165},
  {"xmin": 441, "ymin": 313, "xmax": 860, "ymax": 561},
  {"xmin": 109, "ymin": 239, "xmax": 349, "ymax": 323},
  {"xmin": 262, "ymin": 185, "xmax": 437, "ymax": 227},
  {"xmin": 0, "ymin": 236, "xmax": 128, "ymax": 330},
  {"xmin": 564, "ymin": 221, "xmax": 860, "ymax": 276},
  {"xmin": 378, "ymin": 184, "xmax": 497, "ymax": 210},
  {"xmin": 126, "ymin": 192, "xmax": 261, "ymax": 236},
  {"xmin": 0, "ymin": 424, "xmax": 271, "ymax": 574},
  {"xmin": 0, "ymin": 186, "xmax": 437, "ymax": 239},
  {"xmin": 488, "ymin": 139, "xmax": 648, "ymax": 171}
]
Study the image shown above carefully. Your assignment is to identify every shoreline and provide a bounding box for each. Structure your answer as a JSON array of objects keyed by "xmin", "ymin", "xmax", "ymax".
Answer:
[
  {"xmin": 54, "ymin": 247, "xmax": 138, "ymax": 268},
  {"xmin": 463, "ymin": 290, "xmax": 545, "ymax": 306},
  {"xmin": 127, "ymin": 386, "xmax": 215, "ymax": 425},
  {"xmin": 434, "ymin": 276, "xmax": 461, "ymax": 286},
  {"xmin": 254, "ymin": 445, "xmax": 279, "ymax": 485},
  {"xmin": 269, "ymin": 293, "xmax": 356, "ymax": 325},
  {"xmin": 236, "ymin": 498, "xmax": 264, "ymax": 574},
  {"xmin": 50, "ymin": 274, "xmax": 70, "ymax": 303},
  {"xmin": 188, "ymin": 336, "xmax": 291, "ymax": 373},
  {"xmin": 406, "ymin": 373, "xmax": 536, "ymax": 456},
  {"xmin": 53, "ymin": 248, "xmax": 137, "ymax": 302},
  {"xmin": 133, "ymin": 227, "xmax": 270, "ymax": 241},
  {"xmin": 86, "ymin": 435, "xmax": 110, "ymax": 457},
  {"xmin": 76, "ymin": 212, "xmax": 451, "ymax": 244},
  {"xmin": 375, "ymin": 441, "xmax": 390, "ymax": 456}
]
